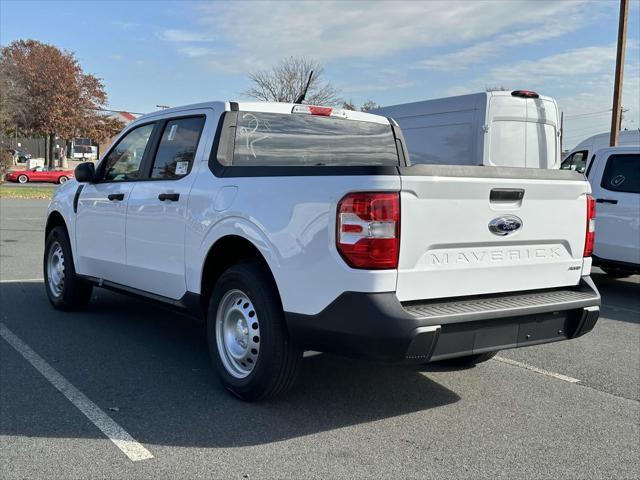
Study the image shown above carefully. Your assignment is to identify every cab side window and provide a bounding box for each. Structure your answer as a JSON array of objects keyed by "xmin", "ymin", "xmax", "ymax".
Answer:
[
  {"xmin": 150, "ymin": 116, "xmax": 205, "ymax": 179},
  {"xmin": 560, "ymin": 150, "xmax": 588, "ymax": 173},
  {"xmin": 102, "ymin": 124, "xmax": 155, "ymax": 182},
  {"xmin": 600, "ymin": 154, "xmax": 640, "ymax": 194}
]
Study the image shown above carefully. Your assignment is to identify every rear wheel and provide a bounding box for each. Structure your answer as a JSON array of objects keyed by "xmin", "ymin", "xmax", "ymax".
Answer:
[
  {"xmin": 58, "ymin": 176, "xmax": 68, "ymax": 184},
  {"xmin": 44, "ymin": 226, "xmax": 93, "ymax": 310},
  {"xmin": 18, "ymin": 174, "xmax": 28, "ymax": 184},
  {"xmin": 600, "ymin": 266, "xmax": 632, "ymax": 279},
  {"xmin": 437, "ymin": 351, "xmax": 498, "ymax": 367},
  {"xmin": 207, "ymin": 262, "xmax": 302, "ymax": 401}
]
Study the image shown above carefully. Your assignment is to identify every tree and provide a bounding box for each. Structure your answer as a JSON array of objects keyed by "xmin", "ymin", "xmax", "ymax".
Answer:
[
  {"xmin": 78, "ymin": 114, "xmax": 125, "ymax": 144},
  {"xmin": 244, "ymin": 56, "xmax": 341, "ymax": 106},
  {"xmin": 342, "ymin": 99, "xmax": 379, "ymax": 112},
  {"xmin": 360, "ymin": 100, "xmax": 379, "ymax": 112},
  {"xmin": 0, "ymin": 39, "xmax": 114, "ymax": 168}
]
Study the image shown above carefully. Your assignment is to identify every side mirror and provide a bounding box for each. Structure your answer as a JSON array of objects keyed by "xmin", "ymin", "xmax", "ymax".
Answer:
[{"xmin": 74, "ymin": 162, "xmax": 95, "ymax": 183}]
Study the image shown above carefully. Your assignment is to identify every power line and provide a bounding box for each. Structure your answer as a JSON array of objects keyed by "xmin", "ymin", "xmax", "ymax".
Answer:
[{"xmin": 564, "ymin": 110, "xmax": 612, "ymax": 119}]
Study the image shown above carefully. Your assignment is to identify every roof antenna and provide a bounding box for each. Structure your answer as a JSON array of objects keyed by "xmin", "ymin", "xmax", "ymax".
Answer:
[{"xmin": 294, "ymin": 70, "xmax": 313, "ymax": 104}]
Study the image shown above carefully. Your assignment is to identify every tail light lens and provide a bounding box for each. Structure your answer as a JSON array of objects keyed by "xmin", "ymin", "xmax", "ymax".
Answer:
[
  {"xmin": 511, "ymin": 90, "xmax": 539, "ymax": 98},
  {"xmin": 584, "ymin": 195, "xmax": 596, "ymax": 257},
  {"xmin": 336, "ymin": 192, "xmax": 400, "ymax": 269}
]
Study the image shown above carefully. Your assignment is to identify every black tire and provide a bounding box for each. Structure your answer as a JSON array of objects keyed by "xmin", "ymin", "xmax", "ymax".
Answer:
[
  {"xmin": 207, "ymin": 262, "xmax": 302, "ymax": 401},
  {"xmin": 438, "ymin": 351, "xmax": 498, "ymax": 367},
  {"xmin": 600, "ymin": 266, "xmax": 631, "ymax": 279},
  {"xmin": 43, "ymin": 226, "xmax": 93, "ymax": 310},
  {"xmin": 18, "ymin": 174, "xmax": 28, "ymax": 184}
]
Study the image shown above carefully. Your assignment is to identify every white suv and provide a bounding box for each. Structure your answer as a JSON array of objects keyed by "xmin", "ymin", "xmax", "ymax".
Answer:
[{"xmin": 44, "ymin": 101, "xmax": 600, "ymax": 400}]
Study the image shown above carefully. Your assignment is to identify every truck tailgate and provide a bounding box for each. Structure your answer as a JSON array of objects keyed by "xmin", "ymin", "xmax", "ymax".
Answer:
[{"xmin": 397, "ymin": 165, "xmax": 590, "ymax": 302}]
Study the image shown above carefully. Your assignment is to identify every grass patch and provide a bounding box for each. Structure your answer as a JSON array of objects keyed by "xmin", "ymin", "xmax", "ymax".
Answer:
[{"xmin": 0, "ymin": 185, "xmax": 55, "ymax": 200}]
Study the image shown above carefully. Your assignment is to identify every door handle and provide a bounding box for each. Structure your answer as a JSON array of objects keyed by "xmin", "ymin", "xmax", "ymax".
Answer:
[
  {"xmin": 107, "ymin": 193, "xmax": 125, "ymax": 201},
  {"xmin": 158, "ymin": 192, "xmax": 180, "ymax": 202},
  {"xmin": 596, "ymin": 198, "xmax": 618, "ymax": 205}
]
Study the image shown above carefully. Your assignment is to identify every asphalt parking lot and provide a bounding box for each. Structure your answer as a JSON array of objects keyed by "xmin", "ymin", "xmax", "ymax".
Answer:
[{"xmin": 1, "ymin": 198, "xmax": 638, "ymax": 479}]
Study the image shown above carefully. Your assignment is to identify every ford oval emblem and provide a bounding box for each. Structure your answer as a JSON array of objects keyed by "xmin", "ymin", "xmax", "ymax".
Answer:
[{"xmin": 488, "ymin": 215, "xmax": 523, "ymax": 236}]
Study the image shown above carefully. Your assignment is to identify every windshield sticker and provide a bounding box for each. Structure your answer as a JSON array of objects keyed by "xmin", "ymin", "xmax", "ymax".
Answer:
[
  {"xmin": 167, "ymin": 124, "xmax": 178, "ymax": 141},
  {"xmin": 611, "ymin": 174, "xmax": 626, "ymax": 186},
  {"xmin": 175, "ymin": 161, "xmax": 189, "ymax": 175},
  {"xmin": 238, "ymin": 113, "xmax": 271, "ymax": 158}
]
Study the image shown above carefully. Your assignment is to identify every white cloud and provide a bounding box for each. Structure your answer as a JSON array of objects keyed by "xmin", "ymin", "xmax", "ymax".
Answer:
[
  {"xmin": 178, "ymin": 46, "xmax": 215, "ymax": 58},
  {"xmin": 188, "ymin": 0, "xmax": 589, "ymax": 64},
  {"xmin": 159, "ymin": 29, "xmax": 216, "ymax": 43},
  {"xmin": 416, "ymin": 16, "xmax": 589, "ymax": 71},
  {"xmin": 488, "ymin": 44, "xmax": 617, "ymax": 84}
]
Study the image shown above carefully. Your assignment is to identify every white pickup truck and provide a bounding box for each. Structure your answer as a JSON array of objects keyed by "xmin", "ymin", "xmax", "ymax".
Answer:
[{"xmin": 44, "ymin": 101, "xmax": 601, "ymax": 400}]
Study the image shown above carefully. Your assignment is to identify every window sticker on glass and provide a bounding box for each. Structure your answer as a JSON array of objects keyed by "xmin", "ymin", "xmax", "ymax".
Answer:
[
  {"xmin": 167, "ymin": 124, "xmax": 178, "ymax": 141},
  {"xmin": 175, "ymin": 161, "xmax": 189, "ymax": 175},
  {"xmin": 238, "ymin": 113, "xmax": 271, "ymax": 158}
]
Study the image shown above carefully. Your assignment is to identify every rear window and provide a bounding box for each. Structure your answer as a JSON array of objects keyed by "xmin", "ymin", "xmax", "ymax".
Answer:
[
  {"xmin": 231, "ymin": 111, "xmax": 399, "ymax": 166},
  {"xmin": 600, "ymin": 154, "xmax": 640, "ymax": 194}
]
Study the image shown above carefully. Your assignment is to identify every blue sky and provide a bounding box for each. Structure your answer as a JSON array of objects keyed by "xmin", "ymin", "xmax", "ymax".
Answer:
[{"xmin": 1, "ymin": 0, "xmax": 638, "ymax": 148}]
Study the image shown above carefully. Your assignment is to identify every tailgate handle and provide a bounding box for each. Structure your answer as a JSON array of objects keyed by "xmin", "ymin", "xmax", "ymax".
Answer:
[
  {"xmin": 596, "ymin": 198, "xmax": 617, "ymax": 205},
  {"xmin": 490, "ymin": 189, "xmax": 525, "ymax": 203}
]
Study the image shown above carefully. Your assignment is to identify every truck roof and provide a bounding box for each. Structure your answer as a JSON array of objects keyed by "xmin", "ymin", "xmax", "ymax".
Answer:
[{"xmin": 135, "ymin": 101, "xmax": 390, "ymax": 125}]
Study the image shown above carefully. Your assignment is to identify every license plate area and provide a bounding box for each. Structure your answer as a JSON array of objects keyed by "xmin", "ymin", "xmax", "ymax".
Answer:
[{"xmin": 430, "ymin": 310, "xmax": 581, "ymax": 361}]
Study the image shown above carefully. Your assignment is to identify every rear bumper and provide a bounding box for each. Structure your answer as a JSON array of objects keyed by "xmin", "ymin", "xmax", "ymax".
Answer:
[{"xmin": 285, "ymin": 277, "xmax": 601, "ymax": 363}]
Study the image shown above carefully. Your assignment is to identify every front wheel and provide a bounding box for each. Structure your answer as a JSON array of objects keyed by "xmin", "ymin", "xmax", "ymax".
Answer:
[
  {"xmin": 437, "ymin": 351, "xmax": 498, "ymax": 367},
  {"xmin": 44, "ymin": 226, "xmax": 93, "ymax": 310},
  {"xmin": 207, "ymin": 262, "xmax": 302, "ymax": 401},
  {"xmin": 17, "ymin": 174, "xmax": 28, "ymax": 184},
  {"xmin": 58, "ymin": 176, "xmax": 68, "ymax": 184}
]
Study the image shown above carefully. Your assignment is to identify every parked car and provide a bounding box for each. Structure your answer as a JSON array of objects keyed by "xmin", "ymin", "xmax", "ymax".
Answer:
[
  {"xmin": 44, "ymin": 101, "xmax": 600, "ymax": 401},
  {"xmin": 561, "ymin": 129, "xmax": 640, "ymax": 173},
  {"xmin": 5, "ymin": 166, "xmax": 74, "ymax": 184},
  {"xmin": 2, "ymin": 144, "xmax": 31, "ymax": 163},
  {"xmin": 371, "ymin": 90, "xmax": 560, "ymax": 169},
  {"xmin": 582, "ymin": 146, "xmax": 639, "ymax": 277}
]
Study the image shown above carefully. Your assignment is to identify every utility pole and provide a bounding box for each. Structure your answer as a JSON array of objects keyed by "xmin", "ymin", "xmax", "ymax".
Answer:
[{"xmin": 610, "ymin": 0, "xmax": 628, "ymax": 146}]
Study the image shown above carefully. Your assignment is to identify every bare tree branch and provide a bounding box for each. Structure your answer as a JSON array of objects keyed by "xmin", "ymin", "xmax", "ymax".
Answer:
[{"xmin": 244, "ymin": 56, "xmax": 342, "ymax": 106}]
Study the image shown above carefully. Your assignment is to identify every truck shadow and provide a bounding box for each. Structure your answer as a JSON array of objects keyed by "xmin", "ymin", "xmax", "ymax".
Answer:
[
  {"xmin": 0, "ymin": 282, "xmax": 459, "ymax": 449},
  {"xmin": 591, "ymin": 270, "xmax": 639, "ymax": 324}
]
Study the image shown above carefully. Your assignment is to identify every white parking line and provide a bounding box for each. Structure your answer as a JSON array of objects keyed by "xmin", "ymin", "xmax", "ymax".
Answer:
[
  {"xmin": 0, "ymin": 278, "xmax": 44, "ymax": 283},
  {"xmin": 493, "ymin": 356, "xmax": 580, "ymax": 384},
  {"xmin": 0, "ymin": 323, "xmax": 154, "ymax": 462}
]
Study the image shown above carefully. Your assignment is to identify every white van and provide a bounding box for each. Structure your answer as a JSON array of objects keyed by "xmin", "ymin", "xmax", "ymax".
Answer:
[
  {"xmin": 371, "ymin": 90, "xmax": 560, "ymax": 169},
  {"xmin": 561, "ymin": 130, "xmax": 640, "ymax": 173}
]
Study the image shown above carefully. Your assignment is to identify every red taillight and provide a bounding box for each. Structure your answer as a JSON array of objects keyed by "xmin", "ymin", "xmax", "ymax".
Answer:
[
  {"xmin": 511, "ymin": 90, "xmax": 539, "ymax": 98},
  {"xmin": 336, "ymin": 192, "xmax": 400, "ymax": 269},
  {"xmin": 584, "ymin": 195, "xmax": 596, "ymax": 257}
]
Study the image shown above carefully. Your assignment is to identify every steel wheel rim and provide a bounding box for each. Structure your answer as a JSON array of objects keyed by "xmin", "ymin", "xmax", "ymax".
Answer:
[
  {"xmin": 18, "ymin": 175, "xmax": 27, "ymax": 184},
  {"xmin": 216, "ymin": 289, "xmax": 261, "ymax": 379},
  {"xmin": 59, "ymin": 176, "xmax": 68, "ymax": 184},
  {"xmin": 47, "ymin": 241, "xmax": 65, "ymax": 297}
]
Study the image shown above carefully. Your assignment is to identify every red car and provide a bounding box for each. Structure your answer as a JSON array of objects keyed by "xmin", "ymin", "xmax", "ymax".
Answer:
[{"xmin": 5, "ymin": 167, "xmax": 74, "ymax": 184}]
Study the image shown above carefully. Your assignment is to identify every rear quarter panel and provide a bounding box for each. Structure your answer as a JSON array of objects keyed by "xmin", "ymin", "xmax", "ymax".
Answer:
[{"xmin": 186, "ymin": 171, "xmax": 401, "ymax": 315}]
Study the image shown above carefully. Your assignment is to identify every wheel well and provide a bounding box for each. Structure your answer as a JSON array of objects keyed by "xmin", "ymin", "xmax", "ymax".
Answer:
[
  {"xmin": 45, "ymin": 211, "xmax": 66, "ymax": 239},
  {"xmin": 200, "ymin": 235, "xmax": 278, "ymax": 311}
]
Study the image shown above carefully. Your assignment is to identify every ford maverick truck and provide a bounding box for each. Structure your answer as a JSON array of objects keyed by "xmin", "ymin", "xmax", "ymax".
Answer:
[{"xmin": 44, "ymin": 101, "xmax": 600, "ymax": 400}]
